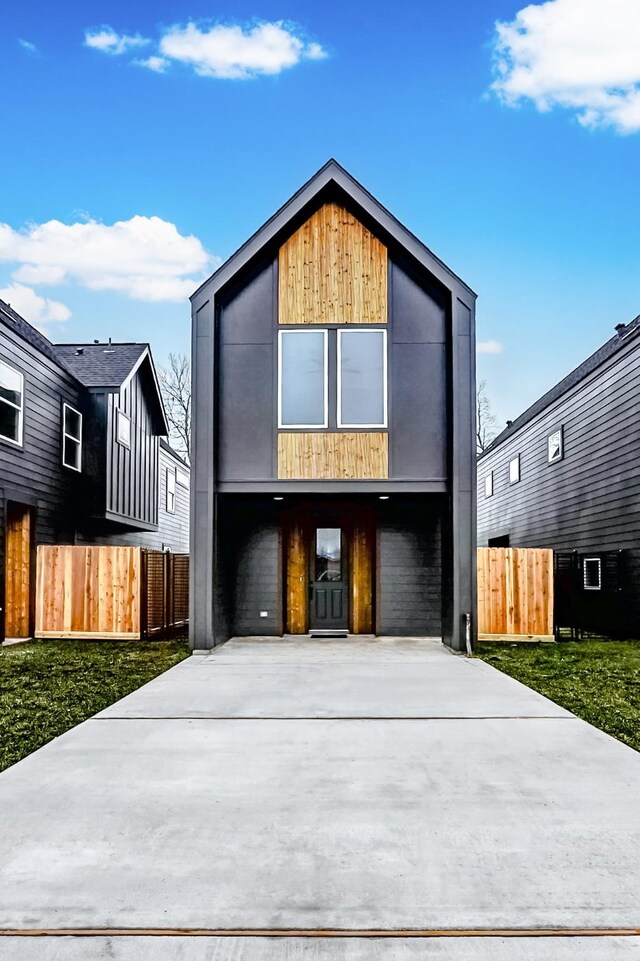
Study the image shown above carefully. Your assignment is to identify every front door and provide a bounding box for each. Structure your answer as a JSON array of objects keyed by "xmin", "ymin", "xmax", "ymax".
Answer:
[{"xmin": 310, "ymin": 527, "xmax": 348, "ymax": 631}]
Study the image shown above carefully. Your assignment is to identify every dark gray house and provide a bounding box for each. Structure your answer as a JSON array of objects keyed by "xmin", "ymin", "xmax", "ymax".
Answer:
[
  {"xmin": 0, "ymin": 300, "xmax": 190, "ymax": 642},
  {"xmin": 477, "ymin": 315, "xmax": 640, "ymax": 636},
  {"xmin": 190, "ymin": 160, "xmax": 476, "ymax": 651}
]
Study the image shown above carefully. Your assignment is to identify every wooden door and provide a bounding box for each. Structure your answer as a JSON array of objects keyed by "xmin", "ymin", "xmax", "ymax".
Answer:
[{"xmin": 5, "ymin": 503, "xmax": 33, "ymax": 639}]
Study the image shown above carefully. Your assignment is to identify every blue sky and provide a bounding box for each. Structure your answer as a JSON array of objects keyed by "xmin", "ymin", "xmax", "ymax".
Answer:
[{"xmin": 1, "ymin": 0, "xmax": 638, "ymax": 426}]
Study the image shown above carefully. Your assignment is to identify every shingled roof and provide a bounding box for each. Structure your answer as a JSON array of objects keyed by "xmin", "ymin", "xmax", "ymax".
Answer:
[
  {"xmin": 480, "ymin": 314, "xmax": 640, "ymax": 458},
  {"xmin": 54, "ymin": 342, "xmax": 149, "ymax": 388},
  {"xmin": 0, "ymin": 298, "xmax": 77, "ymax": 378}
]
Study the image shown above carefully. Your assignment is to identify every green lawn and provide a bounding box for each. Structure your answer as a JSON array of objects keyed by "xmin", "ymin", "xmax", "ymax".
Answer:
[
  {"xmin": 0, "ymin": 638, "xmax": 190, "ymax": 772},
  {"xmin": 477, "ymin": 639, "xmax": 640, "ymax": 752}
]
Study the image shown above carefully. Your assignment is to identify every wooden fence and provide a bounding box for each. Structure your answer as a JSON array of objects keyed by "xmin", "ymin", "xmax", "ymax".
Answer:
[
  {"xmin": 477, "ymin": 547, "xmax": 554, "ymax": 640},
  {"xmin": 35, "ymin": 545, "xmax": 188, "ymax": 640}
]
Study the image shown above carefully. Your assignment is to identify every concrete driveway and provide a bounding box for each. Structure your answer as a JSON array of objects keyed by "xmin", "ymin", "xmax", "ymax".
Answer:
[{"xmin": 1, "ymin": 636, "xmax": 640, "ymax": 959}]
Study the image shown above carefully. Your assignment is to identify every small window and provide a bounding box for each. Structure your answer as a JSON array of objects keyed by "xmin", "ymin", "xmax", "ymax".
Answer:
[
  {"xmin": 166, "ymin": 467, "xmax": 176, "ymax": 514},
  {"xmin": 0, "ymin": 358, "xmax": 24, "ymax": 447},
  {"xmin": 62, "ymin": 403, "xmax": 82, "ymax": 472},
  {"xmin": 278, "ymin": 330, "xmax": 328, "ymax": 428},
  {"xmin": 337, "ymin": 329, "xmax": 387, "ymax": 428},
  {"xmin": 548, "ymin": 427, "xmax": 563, "ymax": 463},
  {"xmin": 484, "ymin": 472, "xmax": 493, "ymax": 498},
  {"xmin": 583, "ymin": 557, "xmax": 602, "ymax": 591},
  {"xmin": 176, "ymin": 468, "xmax": 189, "ymax": 488},
  {"xmin": 509, "ymin": 455, "xmax": 520, "ymax": 484},
  {"xmin": 116, "ymin": 410, "xmax": 131, "ymax": 448}
]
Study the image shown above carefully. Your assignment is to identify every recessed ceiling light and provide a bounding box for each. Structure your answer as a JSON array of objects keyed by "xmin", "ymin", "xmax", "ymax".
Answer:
[
  {"xmin": 274, "ymin": 496, "xmax": 284, "ymax": 501},
  {"xmin": 379, "ymin": 495, "xmax": 389, "ymax": 500}
]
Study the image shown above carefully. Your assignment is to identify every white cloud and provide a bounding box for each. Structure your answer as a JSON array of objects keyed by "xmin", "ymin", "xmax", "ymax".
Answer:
[
  {"xmin": 135, "ymin": 55, "xmax": 169, "ymax": 73},
  {"xmin": 477, "ymin": 340, "xmax": 504, "ymax": 355},
  {"xmin": 0, "ymin": 283, "xmax": 71, "ymax": 331},
  {"xmin": 0, "ymin": 216, "xmax": 215, "ymax": 303},
  {"xmin": 18, "ymin": 39, "xmax": 38, "ymax": 55},
  {"xmin": 85, "ymin": 27, "xmax": 150, "ymax": 56},
  {"xmin": 491, "ymin": 0, "xmax": 640, "ymax": 133}
]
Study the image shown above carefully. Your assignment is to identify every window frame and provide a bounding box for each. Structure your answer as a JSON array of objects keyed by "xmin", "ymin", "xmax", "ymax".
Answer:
[
  {"xmin": 62, "ymin": 402, "xmax": 83, "ymax": 473},
  {"xmin": 116, "ymin": 409, "xmax": 131, "ymax": 449},
  {"xmin": 336, "ymin": 327, "xmax": 388, "ymax": 429},
  {"xmin": 509, "ymin": 454, "xmax": 521, "ymax": 485},
  {"xmin": 548, "ymin": 427, "xmax": 564, "ymax": 464},
  {"xmin": 0, "ymin": 358, "xmax": 24, "ymax": 448},
  {"xmin": 277, "ymin": 328, "xmax": 328, "ymax": 430},
  {"xmin": 166, "ymin": 466, "xmax": 176, "ymax": 514},
  {"xmin": 484, "ymin": 471, "xmax": 494, "ymax": 498},
  {"xmin": 583, "ymin": 557, "xmax": 602, "ymax": 591}
]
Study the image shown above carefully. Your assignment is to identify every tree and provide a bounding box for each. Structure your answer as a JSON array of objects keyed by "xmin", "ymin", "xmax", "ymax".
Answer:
[
  {"xmin": 476, "ymin": 379, "xmax": 498, "ymax": 454},
  {"xmin": 159, "ymin": 352, "xmax": 191, "ymax": 464}
]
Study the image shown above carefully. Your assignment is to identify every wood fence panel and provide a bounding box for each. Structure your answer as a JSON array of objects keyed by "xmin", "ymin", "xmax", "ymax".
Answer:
[
  {"xmin": 36, "ymin": 545, "xmax": 141, "ymax": 639},
  {"xmin": 477, "ymin": 547, "xmax": 554, "ymax": 639}
]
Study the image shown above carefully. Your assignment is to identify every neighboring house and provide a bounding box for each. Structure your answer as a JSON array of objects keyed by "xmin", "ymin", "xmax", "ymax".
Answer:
[
  {"xmin": 0, "ymin": 299, "xmax": 190, "ymax": 642},
  {"xmin": 477, "ymin": 315, "xmax": 640, "ymax": 636},
  {"xmin": 189, "ymin": 160, "xmax": 476, "ymax": 651}
]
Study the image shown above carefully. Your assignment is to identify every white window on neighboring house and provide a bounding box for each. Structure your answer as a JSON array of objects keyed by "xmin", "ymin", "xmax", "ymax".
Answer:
[
  {"xmin": 337, "ymin": 328, "xmax": 387, "ymax": 428},
  {"xmin": 583, "ymin": 557, "xmax": 602, "ymax": 591},
  {"xmin": 509, "ymin": 455, "xmax": 520, "ymax": 484},
  {"xmin": 116, "ymin": 409, "xmax": 131, "ymax": 448},
  {"xmin": 62, "ymin": 403, "xmax": 82, "ymax": 472},
  {"xmin": 0, "ymin": 358, "xmax": 24, "ymax": 447},
  {"xmin": 166, "ymin": 467, "xmax": 176, "ymax": 514},
  {"xmin": 484, "ymin": 472, "xmax": 493, "ymax": 498},
  {"xmin": 278, "ymin": 329, "xmax": 328, "ymax": 428},
  {"xmin": 548, "ymin": 427, "xmax": 563, "ymax": 463},
  {"xmin": 176, "ymin": 468, "xmax": 189, "ymax": 488}
]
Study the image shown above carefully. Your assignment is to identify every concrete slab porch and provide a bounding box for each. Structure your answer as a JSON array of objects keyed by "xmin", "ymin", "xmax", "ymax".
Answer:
[{"xmin": 1, "ymin": 636, "xmax": 639, "ymax": 959}]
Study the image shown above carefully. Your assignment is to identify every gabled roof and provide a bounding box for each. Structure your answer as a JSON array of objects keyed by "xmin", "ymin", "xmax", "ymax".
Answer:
[
  {"xmin": 54, "ymin": 342, "xmax": 148, "ymax": 388},
  {"xmin": 191, "ymin": 159, "xmax": 476, "ymax": 303},
  {"xmin": 480, "ymin": 314, "xmax": 640, "ymax": 458},
  {"xmin": 0, "ymin": 298, "xmax": 77, "ymax": 379}
]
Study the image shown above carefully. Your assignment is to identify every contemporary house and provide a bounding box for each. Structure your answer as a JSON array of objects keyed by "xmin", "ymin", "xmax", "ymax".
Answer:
[
  {"xmin": 477, "ymin": 315, "xmax": 640, "ymax": 636},
  {"xmin": 190, "ymin": 160, "xmax": 476, "ymax": 651},
  {"xmin": 0, "ymin": 300, "xmax": 190, "ymax": 643}
]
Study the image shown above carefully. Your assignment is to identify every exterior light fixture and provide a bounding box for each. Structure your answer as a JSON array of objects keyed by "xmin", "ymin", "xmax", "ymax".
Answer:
[
  {"xmin": 274, "ymin": 496, "xmax": 284, "ymax": 501},
  {"xmin": 379, "ymin": 495, "xmax": 389, "ymax": 500}
]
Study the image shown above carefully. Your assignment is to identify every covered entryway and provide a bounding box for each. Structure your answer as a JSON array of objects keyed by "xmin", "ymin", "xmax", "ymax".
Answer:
[{"xmin": 3, "ymin": 501, "xmax": 34, "ymax": 642}]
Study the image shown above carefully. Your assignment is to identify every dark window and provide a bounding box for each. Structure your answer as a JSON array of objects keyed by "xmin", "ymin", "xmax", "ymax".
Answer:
[
  {"xmin": 489, "ymin": 534, "xmax": 510, "ymax": 548},
  {"xmin": 0, "ymin": 358, "xmax": 24, "ymax": 446},
  {"xmin": 62, "ymin": 403, "xmax": 82, "ymax": 472},
  {"xmin": 315, "ymin": 528, "xmax": 342, "ymax": 582}
]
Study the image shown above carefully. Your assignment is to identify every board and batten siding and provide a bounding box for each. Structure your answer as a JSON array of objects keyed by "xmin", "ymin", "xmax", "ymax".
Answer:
[
  {"xmin": 105, "ymin": 366, "xmax": 159, "ymax": 527},
  {"xmin": 477, "ymin": 331, "xmax": 640, "ymax": 623}
]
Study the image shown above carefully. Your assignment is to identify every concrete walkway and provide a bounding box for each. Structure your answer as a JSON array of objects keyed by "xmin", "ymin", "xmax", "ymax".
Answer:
[{"xmin": 1, "ymin": 636, "xmax": 640, "ymax": 959}]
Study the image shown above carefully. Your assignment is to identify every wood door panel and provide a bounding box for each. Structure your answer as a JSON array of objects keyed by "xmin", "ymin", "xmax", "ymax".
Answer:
[
  {"xmin": 285, "ymin": 521, "xmax": 308, "ymax": 634},
  {"xmin": 350, "ymin": 520, "xmax": 374, "ymax": 634},
  {"xmin": 5, "ymin": 503, "xmax": 32, "ymax": 639}
]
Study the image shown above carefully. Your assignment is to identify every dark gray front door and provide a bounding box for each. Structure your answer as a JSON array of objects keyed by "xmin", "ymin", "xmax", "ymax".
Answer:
[{"xmin": 310, "ymin": 527, "xmax": 347, "ymax": 631}]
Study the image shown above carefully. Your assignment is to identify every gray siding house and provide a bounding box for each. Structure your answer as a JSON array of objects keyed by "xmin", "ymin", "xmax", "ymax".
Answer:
[
  {"xmin": 477, "ymin": 315, "xmax": 640, "ymax": 636},
  {"xmin": 190, "ymin": 160, "xmax": 477, "ymax": 651},
  {"xmin": 0, "ymin": 300, "xmax": 189, "ymax": 642}
]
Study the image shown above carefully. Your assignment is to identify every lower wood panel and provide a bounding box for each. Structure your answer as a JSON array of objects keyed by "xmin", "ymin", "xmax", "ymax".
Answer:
[
  {"xmin": 278, "ymin": 433, "xmax": 388, "ymax": 480},
  {"xmin": 284, "ymin": 521, "xmax": 308, "ymax": 634},
  {"xmin": 349, "ymin": 519, "xmax": 374, "ymax": 634},
  {"xmin": 5, "ymin": 503, "xmax": 32, "ymax": 639}
]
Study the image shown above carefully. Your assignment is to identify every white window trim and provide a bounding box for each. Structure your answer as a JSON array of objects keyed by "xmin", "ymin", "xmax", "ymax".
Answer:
[
  {"xmin": 166, "ymin": 466, "xmax": 176, "ymax": 514},
  {"xmin": 548, "ymin": 427, "xmax": 564, "ymax": 463},
  {"xmin": 116, "ymin": 409, "xmax": 131, "ymax": 448},
  {"xmin": 0, "ymin": 358, "xmax": 24, "ymax": 448},
  {"xmin": 509, "ymin": 454, "xmax": 520, "ymax": 485},
  {"xmin": 485, "ymin": 472, "xmax": 493, "ymax": 498},
  {"xmin": 337, "ymin": 328, "xmax": 388, "ymax": 429},
  {"xmin": 277, "ymin": 329, "xmax": 328, "ymax": 429},
  {"xmin": 62, "ymin": 402, "xmax": 82, "ymax": 472},
  {"xmin": 583, "ymin": 557, "xmax": 602, "ymax": 591}
]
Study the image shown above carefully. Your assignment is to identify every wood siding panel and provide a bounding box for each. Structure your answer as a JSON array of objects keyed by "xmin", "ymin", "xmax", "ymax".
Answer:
[
  {"xmin": 278, "ymin": 203, "xmax": 387, "ymax": 326},
  {"xmin": 285, "ymin": 521, "xmax": 307, "ymax": 634},
  {"xmin": 35, "ymin": 545, "xmax": 141, "ymax": 639},
  {"xmin": 5, "ymin": 503, "xmax": 32, "ymax": 638},
  {"xmin": 350, "ymin": 520, "xmax": 373, "ymax": 634},
  {"xmin": 278, "ymin": 432, "xmax": 388, "ymax": 480},
  {"xmin": 477, "ymin": 547, "xmax": 553, "ymax": 637}
]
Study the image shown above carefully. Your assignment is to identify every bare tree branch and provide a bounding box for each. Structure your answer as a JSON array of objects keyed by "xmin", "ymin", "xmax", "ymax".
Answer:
[
  {"xmin": 476, "ymin": 379, "xmax": 499, "ymax": 454},
  {"xmin": 158, "ymin": 352, "xmax": 191, "ymax": 464}
]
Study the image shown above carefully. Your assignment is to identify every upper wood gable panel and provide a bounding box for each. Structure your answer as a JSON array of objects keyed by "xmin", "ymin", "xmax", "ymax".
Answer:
[{"xmin": 278, "ymin": 203, "xmax": 387, "ymax": 325}]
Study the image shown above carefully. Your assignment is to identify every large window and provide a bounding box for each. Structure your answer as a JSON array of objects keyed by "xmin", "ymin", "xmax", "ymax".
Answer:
[
  {"xmin": 62, "ymin": 403, "xmax": 82, "ymax": 472},
  {"xmin": 278, "ymin": 330, "xmax": 327, "ymax": 428},
  {"xmin": 166, "ymin": 467, "xmax": 176, "ymax": 514},
  {"xmin": 0, "ymin": 359, "xmax": 24, "ymax": 447},
  {"xmin": 337, "ymin": 329, "xmax": 387, "ymax": 428}
]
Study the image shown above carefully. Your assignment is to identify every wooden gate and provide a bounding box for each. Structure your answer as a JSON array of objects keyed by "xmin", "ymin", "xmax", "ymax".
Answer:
[{"xmin": 477, "ymin": 547, "xmax": 554, "ymax": 640}]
